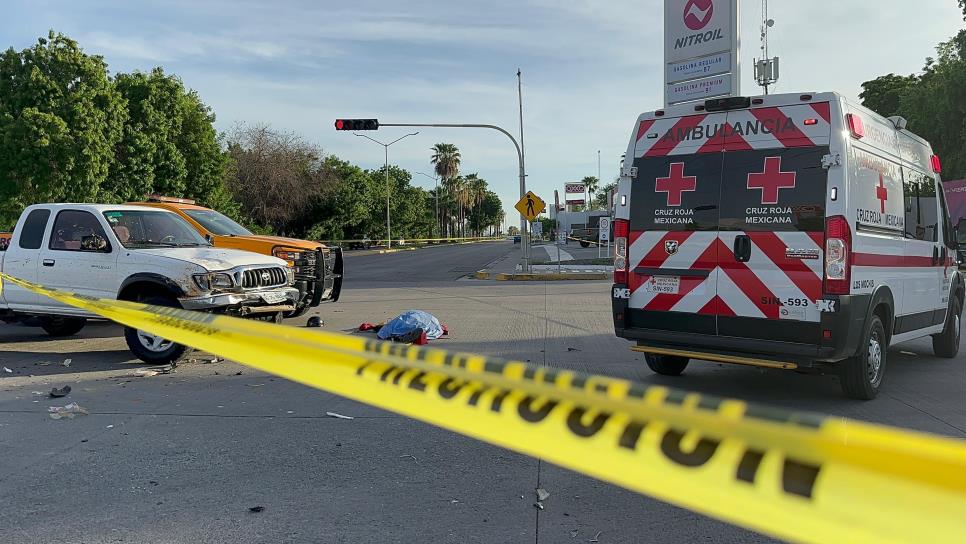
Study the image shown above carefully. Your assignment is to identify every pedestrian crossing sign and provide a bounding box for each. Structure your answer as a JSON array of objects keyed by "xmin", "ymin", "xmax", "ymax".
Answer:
[{"xmin": 515, "ymin": 191, "xmax": 546, "ymax": 222}]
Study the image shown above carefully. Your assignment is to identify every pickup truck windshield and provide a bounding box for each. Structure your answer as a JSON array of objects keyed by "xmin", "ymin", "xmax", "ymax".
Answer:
[
  {"xmin": 103, "ymin": 210, "xmax": 210, "ymax": 248},
  {"xmin": 183, "ymin": 209, "xmax": 253, "ymax": 236}
]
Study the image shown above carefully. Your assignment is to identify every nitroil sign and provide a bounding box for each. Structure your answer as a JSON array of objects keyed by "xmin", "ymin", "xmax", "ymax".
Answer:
[{"xmin": 664, "ymin": 0, "xmax": 739, "ymax": 106}]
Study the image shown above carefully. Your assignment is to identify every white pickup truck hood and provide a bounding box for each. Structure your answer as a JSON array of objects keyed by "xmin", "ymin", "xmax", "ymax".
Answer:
[{"xmin": 127, "ymin": 246, "xmax": 286, "ymax": 271}]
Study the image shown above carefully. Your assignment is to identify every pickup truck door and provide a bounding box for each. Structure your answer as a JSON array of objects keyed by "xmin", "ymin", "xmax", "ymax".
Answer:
[
  {"xmin": 36, "ymin": 209, "xmax": 118, "ymax": 312},
  {"xmin": 1, "ymin": 208, "xmax": 53, "ymax": 309}
]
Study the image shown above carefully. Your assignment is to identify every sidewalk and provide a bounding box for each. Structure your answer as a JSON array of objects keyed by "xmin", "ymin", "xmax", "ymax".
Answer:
[{"xmin": 471, "ymin": 244, "xmax": 611, "ymax": 281}]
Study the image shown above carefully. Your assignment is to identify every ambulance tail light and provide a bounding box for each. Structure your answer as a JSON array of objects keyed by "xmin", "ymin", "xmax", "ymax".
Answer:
[
  {"xmin": 846, "ymin": 114, "xmax": 865, "ymax": 139},
  {"xmin": 614, "ymin": 219, "xmax": 629, "ymax": 284},
  {"xmin": 824, "ymin": 216, "xmax": 851, "ymax": 295},
  {"xmin": 931, "ymin": 155, "xmax": 942, "ymax": 174}
]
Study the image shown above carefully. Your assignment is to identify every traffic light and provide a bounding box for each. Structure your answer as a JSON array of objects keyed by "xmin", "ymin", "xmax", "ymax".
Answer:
[{"xmin": 334, "ymin": 119, "xmax": 379, "ymax": 131}]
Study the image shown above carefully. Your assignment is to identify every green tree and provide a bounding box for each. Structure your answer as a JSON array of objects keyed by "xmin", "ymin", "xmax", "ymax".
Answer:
[
  {"xmin": 592, "ymin": 181, "xmax": 617, "ymax": 210},
  {"xmin": 468, "ymin": 190, "xmax": 503, "ymax": 236},
  {"xmin": 860, "ymin": 17, "xmax": 966, "ymax": 180},
  {"xmin": 582, "ymin": 176, "xmax": 599, "ymax": 209},
  {"xmin": 104, "ymin": 68, "xmax": 229, "ymax": 205},
  {"xmin": 431, "ymin": 143, "xmax": 461, "ymax": 236},
  {"xmin": 0, "ymin": 31, "xmax": 125, "ymax": 227}
]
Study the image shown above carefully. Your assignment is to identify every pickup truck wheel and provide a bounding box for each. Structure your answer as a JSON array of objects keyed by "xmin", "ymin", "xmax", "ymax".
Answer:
[
  {"xmin": 644, "ymin": 354, "xmax": 689, "ymax": 376},
  {"xmin": 580, "ymin": 241, "xmax": 590, "ymax": 248},
  {"xmin": 932, "ymin": 298, "xmax": 961, "ymax": 358},
  {"xmin": 840, "ymin": 314, "xmax": 886, "ymax": 400},
  {"xmin": 124, "ymin": 295, "xmax": 192, "ymax": 364},
  {"xmin": 284, "ymin": 302, "xmax": 310, "ymax": 319},
  {"xmin": 40, "ymin": 316, "xmax": 87, "ymax": 337}
]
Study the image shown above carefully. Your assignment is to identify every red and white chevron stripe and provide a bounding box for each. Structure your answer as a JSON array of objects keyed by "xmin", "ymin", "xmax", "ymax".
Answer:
[
  {"xmin": 634, "ymin": 103, "xmax": 832, "ymax": 158},
  {"xmin": 628, "ymin": 230, "xmax": 824, "ymax": 322}
]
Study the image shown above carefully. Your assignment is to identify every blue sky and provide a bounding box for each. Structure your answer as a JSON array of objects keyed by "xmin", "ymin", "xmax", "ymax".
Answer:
[{"xmin": 3, "ymin": 0, "xmax": 963, "ymax": 224}]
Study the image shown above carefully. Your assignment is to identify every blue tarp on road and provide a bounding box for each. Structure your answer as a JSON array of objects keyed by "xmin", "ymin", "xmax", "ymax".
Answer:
[{"xmin": 376, "ymin": 310, "xmax": 445, "ymax": 341}]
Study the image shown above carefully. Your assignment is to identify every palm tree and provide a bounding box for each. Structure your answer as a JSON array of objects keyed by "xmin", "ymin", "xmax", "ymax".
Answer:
[
  {"xmin": 582, "ymin": 176, "xmax": 600, "ymax": 210},
  {"xmin": 431, "ymin": 143, "xmax": 461, "ymax": 237},
  {"xmin": 464, "ymin": 174, "xmax": 488, "ymax": 235}
]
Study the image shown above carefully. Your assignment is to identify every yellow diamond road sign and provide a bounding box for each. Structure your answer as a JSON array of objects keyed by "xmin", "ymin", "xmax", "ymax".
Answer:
[{"xmin": 515, "ymin": 191, "xmax": 546, "ymax": 222}]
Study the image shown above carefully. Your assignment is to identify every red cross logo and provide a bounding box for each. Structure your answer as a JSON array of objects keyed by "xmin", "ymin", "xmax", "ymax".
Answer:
[
  {"xmin": 655, "ymin": 162, "xmax": 696, "ymax": 207},
  {"xmin": 747, "ymin": 156, "xmax": 796, "ymax": 205},
  {"xmin": 875, "ymin": 173, "xmax": 889, "ymax": 213}
]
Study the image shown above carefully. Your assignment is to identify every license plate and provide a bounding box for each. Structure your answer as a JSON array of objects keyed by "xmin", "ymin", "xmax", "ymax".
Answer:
[
  {"xmin": 260, "ymin": 291, "xmax": 288, "ymax": 304},
  {"xmin": 643, "ymin": 276, "xmax": 679, "ymax": 294}
]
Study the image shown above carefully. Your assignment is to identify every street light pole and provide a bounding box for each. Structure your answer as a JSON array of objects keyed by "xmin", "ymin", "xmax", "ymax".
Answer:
[
  {"xmin": 415, "ymin": 171, "xmax": 440, "ymax": 238},
  {"xmin": 354, "ymin": 132, "xmax": 419, "ymax": 249},
  {"xmin": 380, "ymin": 122, "xmax": 529, "ymax": 271}
]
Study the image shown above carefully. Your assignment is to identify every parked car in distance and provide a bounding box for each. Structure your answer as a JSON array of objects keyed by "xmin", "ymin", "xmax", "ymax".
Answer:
[
  {"xmin": 131, "ymin": 196, "xmax": 342, "ymax": 317},
  {"xmin": 347, "ymin": 236, "xmax": 373, "ymax": 250},
  {"xmin": 0, "ymin": 204, "xmax": 298, "ymax": 364}
]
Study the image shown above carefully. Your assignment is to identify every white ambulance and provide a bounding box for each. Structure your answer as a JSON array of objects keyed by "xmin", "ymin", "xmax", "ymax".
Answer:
[{"xmin": 611, "ymin": 93, "xmax": 963, "ymax": 399}]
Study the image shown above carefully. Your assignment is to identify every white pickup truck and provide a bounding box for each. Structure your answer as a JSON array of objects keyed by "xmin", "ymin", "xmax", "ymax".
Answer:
[{"xmin": 0, "ymin": 204, "xmax": 299, "ymax": 364}]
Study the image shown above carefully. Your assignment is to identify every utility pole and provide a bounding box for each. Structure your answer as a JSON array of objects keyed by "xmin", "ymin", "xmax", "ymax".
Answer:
[
  {"xmin": 354, "ymin": 132, "xmax": 419, "ymax": 249},
  {"xmin": 754, "ymin": 0, "xmax": 779, "ymax": 94},
  {"xmin": 597, "ymin": 149, "xmax": 601, "ymax": 211},
  {"xmin": 517, "ymin": 68, "xmax": 530, "ymax": 271}
]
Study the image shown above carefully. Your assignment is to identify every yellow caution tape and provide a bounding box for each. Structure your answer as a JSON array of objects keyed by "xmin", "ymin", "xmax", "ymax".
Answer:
[
  {"xmin": 319, "ymin": 236, "xmax": 504, "ymax": 244},
  {"xmin": 2, "ymin": 271, "xmax": 965, "ymax": 543}
]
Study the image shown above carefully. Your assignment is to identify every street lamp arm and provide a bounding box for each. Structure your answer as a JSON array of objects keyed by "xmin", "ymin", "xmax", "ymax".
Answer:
[
  {"xmin": 353, "ymin": 132, "xmax": 387, "ymax": 146},
  {"xmin": 379, "ymin": 123, "xmax": 522, "ymax": 165},
  {"xmin": 388, "ymin": 132, "xmax": 419, "ymax": 146}
]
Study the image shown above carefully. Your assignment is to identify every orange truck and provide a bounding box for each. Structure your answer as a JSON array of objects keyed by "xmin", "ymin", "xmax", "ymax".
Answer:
[
  {"xmin": 131, "ymin": 196, "xmax": 342, "ymax": 317},
  {"xmin": 0, "ymin": 232, "xmax": 9, "ymax": 251}
]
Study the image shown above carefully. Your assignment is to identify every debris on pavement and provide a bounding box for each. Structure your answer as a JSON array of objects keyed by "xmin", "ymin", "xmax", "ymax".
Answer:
[
  {"xmin": 62, "ymin": 358, "xmax": 72, "ymax": 367},
  {"xmin": 567, "ymin": 347, "xmax": 581, "ymax": 352},
  {"xmin": 48, "ymin": 403, "xmax": 88, "ymax": 420},
  {"xmin": 325, "ymin": 411, "xmax": 354, "ymax": 420},
  {"xmin": 2, "ymin": 366, "xmax": 11, "ymax": 373},
  {"xmin": 49, "ymin": 385, "xmax": 71, "ymax": 398},
  {"xmin": 536, "ymin": 488, "xmax": 550, "ymax": 501},
  {"xmin": 134, "ymin": 370, "xmax": 159, "ymax": 377},
  {"xmin": 247, "ymin": 383, "xmax": 264, "ymax": 387},
  {"xmin": 399, "ymin": 454, "xmax": 418, "ymax": 463},
  {"xmin": 534, "ymin": 502, "xmax": 544, "ymax": 510},
  {"xmin": 306, "ymin": 316, "xmax": 323, "ymax": 328},
  {"xmin": 571, "ymin": 529, "xmax": 579, "ymax": 538},
  {"xmin": 589, "ymin": 531, "xmax": 602, "ymax": 542},
  {"xmin": 106, "ymin": 424, "xmax": 114, "ymax": 429},
  {"xmin": 248, "ymin": 506, "xmax": 265, "ymax": 513},
  {"xmin": 32, "ymin": 391, "xmax": 45, "ymax": 396}
]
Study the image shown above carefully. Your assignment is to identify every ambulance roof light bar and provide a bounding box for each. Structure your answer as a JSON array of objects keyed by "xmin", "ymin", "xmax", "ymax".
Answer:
[{"xmin": 704, "ymin": 97, "xmax": 751, "ymax": 112}]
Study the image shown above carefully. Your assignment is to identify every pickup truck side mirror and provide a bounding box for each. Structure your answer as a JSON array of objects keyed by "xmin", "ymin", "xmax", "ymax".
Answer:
[
  {"xmin": 81, "ymin": 234, "xmax": 110, "ymax": 252},
  {"xmin": 205, "ymin": 233, "xmax": 213, "ymax": 244}
]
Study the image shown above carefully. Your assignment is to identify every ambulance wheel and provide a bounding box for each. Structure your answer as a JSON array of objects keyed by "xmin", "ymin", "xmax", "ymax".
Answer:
[
  {"xmin": 932, "ymin": 297, "xmax": 961, "ymax": 358},
  {"xmin": 644, "ymin": 354, "xmax": 689, "ymax": 376},
  {"xmin": 840, "ymin": 314, "xmax": 886, "ymax": 400}
]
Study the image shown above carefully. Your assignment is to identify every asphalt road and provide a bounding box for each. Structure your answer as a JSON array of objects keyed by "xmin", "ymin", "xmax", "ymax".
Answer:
[{"xmin": 1, "ymin": 241, "xmax": 963, "ymax": 543}]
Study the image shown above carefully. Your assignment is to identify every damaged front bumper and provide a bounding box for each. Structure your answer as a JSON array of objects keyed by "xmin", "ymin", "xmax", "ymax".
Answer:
[{"xmin": 179, "ymin": 287, "xmax": 300, "ymax": 315}]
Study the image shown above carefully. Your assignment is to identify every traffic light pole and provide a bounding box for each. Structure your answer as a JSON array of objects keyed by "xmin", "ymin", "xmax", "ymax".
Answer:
[{"xmin": 380, "ymin": 123, "xmax": 530, "ymax": 272}]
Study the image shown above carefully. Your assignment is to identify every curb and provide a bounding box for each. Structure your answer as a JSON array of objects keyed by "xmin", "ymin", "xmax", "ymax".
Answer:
[
  {"xmin": 378, "ymin": 247, "xmax": 419, "ymax": 254},
  {"xmin": 494, "ymin": 272, "xmax": 610, "ymax": 281}
]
